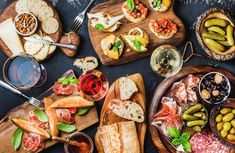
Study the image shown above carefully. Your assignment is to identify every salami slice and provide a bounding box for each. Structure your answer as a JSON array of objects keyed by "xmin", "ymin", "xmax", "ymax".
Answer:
[
  {"xmin": 56, "ymin": 108, "xmax": 77, "ymax": 124},
  {"xmin": 22, "ymin": 133, "xmax": 45, "ymax": 152}
]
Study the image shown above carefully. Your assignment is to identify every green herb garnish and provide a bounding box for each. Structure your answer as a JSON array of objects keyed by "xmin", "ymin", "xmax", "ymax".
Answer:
[
  {"xmin": 153, "ymin": 0, "xmax": 161, "ymax": 8},
  {"xmin": 127, "ymin": 0, "xmax": 135, "ymax": 11},
  {"xmin": 95, "ymin": 23, "xmax": 105, "ymax": 31},
  {"xmin": 58, "ymin": 76, "xmax": 78, "ymax": 85},
  {"xmin": 34, "ymin": 108, "xmax": 48, "ymax": 122},
  {"xmin": 57, "ymin": 122, "xmax": 76, "ymax": 133},
  {"xmin": 11, "ymin": 128, "xmax": 23, "ymax": 150},
  {"xmin": 167, "ymin": 127, "xmax": 191, "ymax": 152},
  {"xmin": 112, "ymin": 40, "xmax": 122, "ymax": 51},
  {"xmin": 78, "ymin": 107, "xmax": 91, "ymax": 116},
  {"xmin": 133, "ymin": 39, "xmax": 142, "ymax": 52}
]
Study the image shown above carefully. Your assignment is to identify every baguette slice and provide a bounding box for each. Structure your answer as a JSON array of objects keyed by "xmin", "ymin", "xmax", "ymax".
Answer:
[
  {"xmin": 108, "ymin": 99, "xmax": 144, "ymax": 123},
  {"xmin": 74, "ymin": 56, "xmax": 98, "ymax": 72},
  {"xmin": 97, "ymin": 121, "xmax": 140, "ymax": 153},
  {"xmin": 119, "ymin": 77, "xmax": 138, "ymax": 100}
]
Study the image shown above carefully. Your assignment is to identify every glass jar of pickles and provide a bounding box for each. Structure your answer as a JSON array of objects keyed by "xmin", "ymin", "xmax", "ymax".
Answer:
[{"xmin": 150, "ymin": 45, "xmax": 183, "ymax": 77}]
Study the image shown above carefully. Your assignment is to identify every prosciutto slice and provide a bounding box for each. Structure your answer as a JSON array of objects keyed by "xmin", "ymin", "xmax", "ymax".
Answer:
[
  {"xmin": 28, "ymin": 111, "xmax": 49, "ymax": 129},
  {"xmin": 56, "ymin": 108, "xmax": 77, "ymax": 124},
  {"xmin": 152, "ymin": 97, "xmax": 182, "ymax": 135},
  {"xmin": 22, "ymin": 133, "xmax": 45, "ymax": 152}
]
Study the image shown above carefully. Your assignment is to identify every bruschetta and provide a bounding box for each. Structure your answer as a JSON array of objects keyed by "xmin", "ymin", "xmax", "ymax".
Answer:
[
  {"xmin": 121, "ymin": 27, "xmax": 149, "ymax": 52},
  {"xmin": 149, "ymin": 0, "xmax": 172, "ymax": 12},
  {"xmin": 101, "ymin": 34, "xmax": 124, "ymax": 60},
  {"xmin": 149, "ymin": 18, "xmax": 177, "ymax": 39},
  {"xmin": 88, "ymin": 12, "xmax": 124, "ymax": 32},
  {"xmin": 122, "ymin": 0, "xmax": 148, "ymax": 23}
]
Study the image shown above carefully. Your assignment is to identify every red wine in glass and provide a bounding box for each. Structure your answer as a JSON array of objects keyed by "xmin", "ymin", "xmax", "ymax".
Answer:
[
  {"xmin": 3, "ymin": 54, "xmax": 47, "ymax": 90},
  {"xmin": 79, "ymin": 70, "xmax": 109, "ymax": 101}
]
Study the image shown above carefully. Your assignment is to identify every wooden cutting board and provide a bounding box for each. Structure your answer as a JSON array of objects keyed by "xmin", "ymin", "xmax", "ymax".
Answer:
[
  {"xmin": 95, "ymin": 73, "xmax": 146, "ymax": 153},
  {"xmin": 0, "ymin": 70, "xmax": 99, "ymax": 153},
  {"xmin": 0, "ymin": 0, "xmax": 63, "ymax": 58},
  {"xmin": 88, "ymin": 0, "xmax": 185, "ymax": 65},
  {"xmin": 149, "ymin": 65, "xmax": 235, "ymax": 153}
]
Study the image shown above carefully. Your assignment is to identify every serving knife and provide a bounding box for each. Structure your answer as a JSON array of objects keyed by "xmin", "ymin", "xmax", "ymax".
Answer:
[{"xmin": 24, "ymin": 37, "xmax": 78, "ymax": 50}]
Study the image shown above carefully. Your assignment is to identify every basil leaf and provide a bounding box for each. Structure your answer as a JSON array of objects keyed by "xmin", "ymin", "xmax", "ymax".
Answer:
[
  {"xmin": 182, "ymin": 140, "xmax": 191, "ymax": 152},
  {"xmin": 153, "ymin": 0, "xmax": 161, "ymax": 8},
  {"xmin": 127, "ymin": 0, "xmax": 135, "ymax": 11},
  {"xmin": 171, "ymin": 138, "xmax": 181, "ymax": 146},
  {"xmin": 112, "ymin": 40, "xmax": 122, "ymax": 51},
  {"xmin": 58, "ymin": 77, "xmax": 66, "ymax": 83},
  {"xmin": 181, "ymin": 132, "xmax": 190, "ymax": 140},
  {"xmin": 34, "ymin": 108, "xmax": 48, "ymax": 123},
  {"xmin": 78, "ymin": 107, "xmax": 91, "ymax": 116},
  {"xmin": 133, "ymin": 39, "xmax": 142, "ymax": 52},
  {"xmin": 167, "ymin": 127, "xmax": 181, "ymax": 138},
  {"xmin": 62, "ymin": 78, "xmax": 70, "ymax": 85},
  {"xmin": 95, "ymin": 24, "xmax": 105, "ymax": 31},
  {"xmin": 11, "ymin": 128, "xmax": 23, "ymax": 150},
  {"xmin": 57, "ymin": 122, "xmax": 76, "ymax": 133}
]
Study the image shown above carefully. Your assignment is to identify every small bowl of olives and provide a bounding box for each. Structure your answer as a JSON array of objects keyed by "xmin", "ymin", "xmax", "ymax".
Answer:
[
  {"xmin": 210, "ymin": 101, "xmax": 235, "ymax": 148},
  {"xmin": 199, "ymin": 72, "xmax": 231, "ymax": 104}
]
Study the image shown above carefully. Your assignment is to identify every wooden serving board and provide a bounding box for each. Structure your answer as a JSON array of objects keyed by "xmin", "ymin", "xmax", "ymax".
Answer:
[
  {"xmin": 149, "ymin": 65, "xmax": 235, "ymax": 153},
  {"xmin": 88, "ymin": 0, "xmax": 185, "ymax": 65},
  {"xmin": 0, "ymin": 0, "xmax": 63, "ymax": 58},
  {"xmin": 95, "ymin": 73, "xmax": 146, "ymax": 153},
  {"xmin": 0, "ymin": 70, "xmax": 99, "ymax": 153}
]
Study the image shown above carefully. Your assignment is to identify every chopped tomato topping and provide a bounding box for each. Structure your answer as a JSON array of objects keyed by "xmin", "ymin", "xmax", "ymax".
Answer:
[
  {"xmin": 150, "ymin": 18, "xmax": 177, "ymax": 36},
  {"xmin": 124, "ymin": 1, "xmax": 148, "ymax": 18}
]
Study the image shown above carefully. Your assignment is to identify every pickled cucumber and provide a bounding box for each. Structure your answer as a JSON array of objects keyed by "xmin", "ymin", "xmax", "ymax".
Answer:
[
  {"xmin": 208, "ymin": 26, "xmax": 226, "ymax": 35},
  {"xmin": 223, "ymin": 122, "xmax": 232, "ymax": 131},
  {"xmin": 204, "ymin": 38, "xmax": 225, "ymax": 53},
  {"xmin": 193, "ymin": 126, "xmax": 201, "ymax": 132},
  {"xmin": 186, "ymin": 120, "xmax": 206, "ymax": 127},
  {"xmin": 216, "ymin": 114, "xmax": 223, "ymax": 122},
  {"xmin": 227, "ymin": 134, "xmax": 235, "ymax": 141},
  {"xmin": 193, "ymin": 112, "xmax": 207, "ymax": 121},
  {"xmin": 220, "ymin": 108, "xmax": 231, "ymax": 114},
  {"xmin": 202, "ymin": 32, "xmax": 226, "ymax": 41},
  {"xmin": 226, "ymin": 25, "xmax": 235, "ymax": 46},
  {"xmin": 182, "ymin": 114, "xmax": 198, "ymax": 121},
  {"xmin": 222, "ymin": 113, "xmax": 234, "ymax": 122},
  {"xmin": 204, "ymin": 18, "xmax": 228, "ymax": 28},
  {"xmin": 218, "ymin": 41, "xmax": 231, "ymax": 47},
  {"xmin": 184, "ymin": 104, "xmax": 202, "ymax": 115}
]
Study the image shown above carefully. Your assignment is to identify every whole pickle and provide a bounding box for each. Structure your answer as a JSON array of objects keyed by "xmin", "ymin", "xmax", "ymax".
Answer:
[
  {"xmin": 204, "ymin": 38, "xmax": 225, "ymax": 53},
  {"xmin": 202, "ymin": 32, "xmax": 226, "ymax": 41},
  {"xmin": 186, "ymin": 120, "xmax": 206, "ymax": 127},
  {"xmin": 193, "ymin": 126, "xmax": 201, "ymax": 132},
  {"xmin": 182, "ymin": 114, "xmax": 198, "ymax": 121},
  {"xmin": 226, "ymin": 25, "xmax": 235, "ymax": 46},
  {"xmin": 204, "ymin": 18, "xmax": 228, "ymax": 28},
  {"xmin": 184, "ymin": 104, "xmax": 202, "ymax": 115},
  {"xmin": 218, "ymin": 41, "xmax": 231, "ymax": 47},
  {"xmin": 208, "ymin": 26, "xmax": 226, "ymax": 35}
]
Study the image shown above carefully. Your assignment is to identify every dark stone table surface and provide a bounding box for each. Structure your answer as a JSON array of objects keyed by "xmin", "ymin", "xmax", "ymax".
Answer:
[{"xmin": 0, "ymin": 0, "xmax": 235, "ymax": 152}]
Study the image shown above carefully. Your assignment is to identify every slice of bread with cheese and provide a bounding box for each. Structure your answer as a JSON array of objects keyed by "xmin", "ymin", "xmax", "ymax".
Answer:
[
  {"xmin": 0, "ymin": 18, "xmax": 24, "ymax": 55},
  {"xmin": 119, "ymin": 77, "xmax": 138, "ymax": 100},
  {"xmin": 97, "ymin": 121, "xmax": 140, "ymax": 153},
  {"xmin": 108, "ymin": 99, "xmax": 144, "ymax": 123}
]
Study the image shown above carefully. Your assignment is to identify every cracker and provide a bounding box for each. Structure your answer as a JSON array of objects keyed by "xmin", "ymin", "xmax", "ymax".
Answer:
[
  {"xmin": 29, "ymin": 0, "xmax": 48, "ymax": 17},
  {"xmin": 15, "ymin": 0, "xmax": 29, "ymax": 13},
  {"xmin": 42, "ymin": 18, "xmax": 59, "ymax": 34},
  {"xmin": 37, "ymin": 6, "xmax": 54, "ymax": 20}
]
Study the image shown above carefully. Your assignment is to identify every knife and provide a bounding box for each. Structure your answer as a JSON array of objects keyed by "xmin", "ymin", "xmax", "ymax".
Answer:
[{"xmin": 24, "ymin": 37, "xmax": 78, "ymax": 50}]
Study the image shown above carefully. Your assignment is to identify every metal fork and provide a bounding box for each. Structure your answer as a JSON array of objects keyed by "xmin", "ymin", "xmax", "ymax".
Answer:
[
  {"xmin": 0, "ymin": 80, "xmax": 44, "ymax": 108},
  {"xmin": 165, "ymin": 136, "xmax": 178, "ymax": 149},
  {"xmin": 71, "ymin": 0, "xmax": 95, "ymax": 32}
]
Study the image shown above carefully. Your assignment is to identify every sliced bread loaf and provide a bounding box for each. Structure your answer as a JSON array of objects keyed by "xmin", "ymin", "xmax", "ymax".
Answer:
[{"xmin": 119, "ymin": 77, "xmax": 138, "ymax": 100}]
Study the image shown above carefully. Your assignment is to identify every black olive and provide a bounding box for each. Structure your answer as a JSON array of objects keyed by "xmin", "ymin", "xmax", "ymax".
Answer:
[
  {"xmin": 108, "ymin": 43, "xmax": 114, "ymax": 50},
  {"xmin": 206, "ymin": 87, "xmax": 212, "ymax": 93},
  {"xmin": 216, "ymin": 97, "xmax": 223, "ymax": 102},
  {"xmin": 201, "ymin": 83, "xmax": 206, "ymax": 89},
  {"xmin": 220, "ymin": 91, "xmax": 226, "ymax": 96}
]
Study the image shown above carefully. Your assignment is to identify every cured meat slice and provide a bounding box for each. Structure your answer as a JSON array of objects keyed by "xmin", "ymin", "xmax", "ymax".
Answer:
[
  {"xmin": 56, "ymin": 108, "xmax": 77, "ymax": 124},
  {"xmin": 154, "ymin": 97, "xmax": 177, "ymax": 118},
  {"xmin": 169, "ymin": 81, "xmax": 188, "ymax": 106},
  {"xmin": 22, "ymin": 133, "xmax": 45, "ymax": 152},
  {"xmin": 28, "ymin": 111, "xmax": 49, "ymax": 129},
  {"xmin": 182, "ymin": 74, "xmax": 200, "ymax": 88},
  {"xmin": 190, "ymin": 131, "xmax": 230, "ymax": 153},
  {"xmin": 186, "ymin": 87, "xmax": 198, "ymax": 103},
  {"xmin": 53, "ymin": 82, "xmax": 80, "ymax": 96}
]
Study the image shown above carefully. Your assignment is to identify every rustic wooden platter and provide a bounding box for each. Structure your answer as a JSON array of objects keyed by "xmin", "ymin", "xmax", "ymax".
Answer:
[
  {"xmin": 0, "ymin": 0, "xmax": 63, "ymax": 58},
  {"xmin": 88, "ymin": 0, "xmax": 185, "ymax": 66},
  {"xmin": 0, "ymin": 70, "xmax": 99, "ymax": 153},
  {"xmin": 149, "ymin": 65, "xmax": 235, "ymax": 153},
  {"xmin": 95, "ymin": 73, "xmax": 146, "ymax": 153},
  {"xmin": 196, "ymin": 8, "xmax": 235, "ymax": 61}
]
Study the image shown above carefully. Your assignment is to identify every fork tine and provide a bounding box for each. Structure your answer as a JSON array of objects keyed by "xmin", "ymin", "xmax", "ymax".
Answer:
[
  {"xmin": 72, "ymin": 20, "xmax": 82, "ymax": 32},
  {"xmin": 72, "ymin": 20, "xmax": 79, "ymax": 31}
]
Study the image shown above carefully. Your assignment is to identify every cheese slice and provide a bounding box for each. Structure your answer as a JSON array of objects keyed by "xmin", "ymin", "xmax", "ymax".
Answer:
[{"xmin": 0, "ymin": 18, "xmax": 24, "ymax": 55}]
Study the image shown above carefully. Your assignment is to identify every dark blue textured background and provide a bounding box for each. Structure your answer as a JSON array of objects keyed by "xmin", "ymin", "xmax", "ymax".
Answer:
[{"xmin": 0, "ymin": 0, "xmax": 235, "ymax": 152}]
